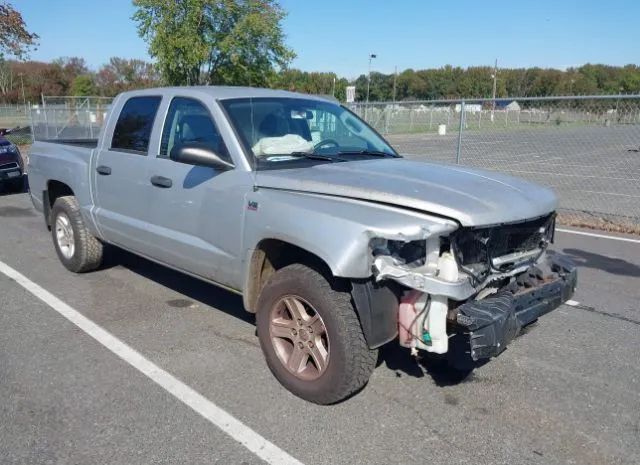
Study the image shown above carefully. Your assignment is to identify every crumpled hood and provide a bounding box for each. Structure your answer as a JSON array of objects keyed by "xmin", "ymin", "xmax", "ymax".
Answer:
[{"xmin": 256, "ymin": 158, "xmax": 557, "ymax": 226}]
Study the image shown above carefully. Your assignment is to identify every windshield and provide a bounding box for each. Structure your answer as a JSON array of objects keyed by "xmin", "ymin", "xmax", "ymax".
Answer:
[{"xmin": 220, "ymin": 97, "xmax": 398, "ymax": 168}]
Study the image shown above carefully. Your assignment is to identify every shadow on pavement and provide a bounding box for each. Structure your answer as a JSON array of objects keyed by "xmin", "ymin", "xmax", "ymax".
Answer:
[
  {"xmin": 378, "ymin": 342, "xmax": 476, "ymax": 387},
  {"xmin": 103, "ymin": 246, "xmax": 255, "ymax": 325},
  {"xmin": 562, "ymin": 247, "xmax": 640, "ymax": 277}
]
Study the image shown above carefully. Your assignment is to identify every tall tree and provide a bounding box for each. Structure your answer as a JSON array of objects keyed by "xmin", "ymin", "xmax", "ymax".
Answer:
[
  {"xmin": 70, "ymin": 75, "xmax": 97, "ymax": 96},
  {"xmin": 133, "ymin": 0, "xmax": 295, "ymax": 86},
  {"xmin": 0, "ymin": 2, "xmax": 38, "ymax": 59},
  {"xmin": 95, "ymin": 57, "xmax": 160, "ymax": 96}
]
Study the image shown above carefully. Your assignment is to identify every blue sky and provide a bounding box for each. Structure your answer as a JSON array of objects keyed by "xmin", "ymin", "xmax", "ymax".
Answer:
[{"xmin": 19, "ymin": 0, "xmax": 639, "ymax": 78}]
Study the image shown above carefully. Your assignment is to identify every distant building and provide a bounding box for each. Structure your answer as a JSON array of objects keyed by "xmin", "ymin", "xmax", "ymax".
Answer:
[{"xmin": 495, "ymin": 100, "xmax": 521, "ymax": 111}]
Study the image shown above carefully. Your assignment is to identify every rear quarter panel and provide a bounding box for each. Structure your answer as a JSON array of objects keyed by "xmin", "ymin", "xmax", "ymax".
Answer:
[{"xmin": 28, "ymin": 141, "xmax": 100, "ymax": 236}]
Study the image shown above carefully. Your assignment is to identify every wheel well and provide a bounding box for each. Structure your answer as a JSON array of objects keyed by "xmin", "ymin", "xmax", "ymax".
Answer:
[
  {"xmin": 44, "ymin": 180, "xmax": 74, "ymax": 227},
  {"xmin": 245, "ymin": 239, "xmax": 345, "ymax": 313}
]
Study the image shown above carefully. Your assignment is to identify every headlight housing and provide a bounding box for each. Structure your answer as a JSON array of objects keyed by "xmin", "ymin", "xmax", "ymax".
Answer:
[
  {"xmin": 0, "ymin": 143, "xmax": 18, "ymax": 155},
  {"xmin": 451, "ymin": 214, "xmax": 555, "ymax": 284}
]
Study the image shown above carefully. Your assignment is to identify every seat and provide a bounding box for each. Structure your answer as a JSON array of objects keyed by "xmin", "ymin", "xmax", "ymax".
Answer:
[
  {"xmin": 179, "ymin": 114, "xmax": 222, "ymax": 152},
  {"xmin": 258, "ymin": 113, "xmax": 289, "ymax": 138}
]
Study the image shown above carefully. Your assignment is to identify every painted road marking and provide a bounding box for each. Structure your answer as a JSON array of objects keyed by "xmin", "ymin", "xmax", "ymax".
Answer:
[
  {"xmin": 556, "ymin": 228, "xmax": 640, "ymax": 244},
  {"xmin": 0, "ymin": 260, "xmax": 304, "ymax": 465}
]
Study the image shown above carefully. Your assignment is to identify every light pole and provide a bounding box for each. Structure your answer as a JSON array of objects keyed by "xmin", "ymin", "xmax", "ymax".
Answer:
[{"xmin": 365, "ymin": 53, "xmax": 376, "ymax": 120}]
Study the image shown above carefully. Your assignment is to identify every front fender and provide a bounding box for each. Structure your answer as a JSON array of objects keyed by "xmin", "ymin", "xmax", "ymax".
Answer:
[{"xmin": 242, "ymin": 188, "xmax": 458, "ymax": 279}]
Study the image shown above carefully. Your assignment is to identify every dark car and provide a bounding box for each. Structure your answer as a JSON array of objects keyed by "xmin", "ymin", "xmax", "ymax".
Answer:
[{"xmin": 0, "ymin": 133, "xmax": 25, "ymax": 193}]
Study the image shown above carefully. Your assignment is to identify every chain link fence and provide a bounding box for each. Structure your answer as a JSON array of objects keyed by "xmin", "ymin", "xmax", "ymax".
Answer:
[
  {"xmin": 351, "ymin": 95, "xmax": 640, "ymax": 232},
  {"xmin": 29, "ymin": 96, "xmax": 114, "ymax": 141},
  {"xmin": 17, "ymin": 94, "xmax": 640, "ymax": 231}
]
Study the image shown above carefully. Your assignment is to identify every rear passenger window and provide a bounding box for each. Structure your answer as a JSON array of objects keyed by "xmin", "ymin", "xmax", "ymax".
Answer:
[
  {"xmin": 159, "ymin": 97, "xmax": 229, "ymax": 161},
  {"xmin": 111, "ymin": 96, "xmax": 161, "ymax": 154}
]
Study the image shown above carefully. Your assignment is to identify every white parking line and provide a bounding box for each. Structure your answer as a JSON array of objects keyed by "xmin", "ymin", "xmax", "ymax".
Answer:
[
  {"xmin": 0, "ymin": 260, "xmax": 304, "ymax": 465},
  {"xmin": 556, "ymin": 228, "xmax": 640, "ymax": 244}
]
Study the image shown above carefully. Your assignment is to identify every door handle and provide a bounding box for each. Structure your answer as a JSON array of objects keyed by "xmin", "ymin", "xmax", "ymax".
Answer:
[
  {"xmin": 96, "ymin": 165, "xmax": 111, "ymax": 175},
  {"xmin": 150, "ymin": 175, "xmax": 172, "ymax": 188}
]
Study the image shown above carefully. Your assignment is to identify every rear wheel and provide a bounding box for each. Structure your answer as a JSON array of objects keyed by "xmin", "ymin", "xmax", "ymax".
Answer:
[
  {"xmin": 256, "ymin": 264, "xmax": 377, "ymax": 404},
  {"xmin": 51, "ymin": 196, "xmax": 103, "ymax": 273}
]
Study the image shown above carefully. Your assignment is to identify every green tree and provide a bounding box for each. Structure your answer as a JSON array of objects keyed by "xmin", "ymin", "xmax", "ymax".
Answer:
[
  {"xmin": 0, "ymin": 2, "xmax": 38, "ymax": 60},
  {"xmin": 133, "ymin": 0, "xmax": 295, "ymax": 86},
  {"xmin": 71, "ymin": 74, "xmax": 96, "ymax": 96}
]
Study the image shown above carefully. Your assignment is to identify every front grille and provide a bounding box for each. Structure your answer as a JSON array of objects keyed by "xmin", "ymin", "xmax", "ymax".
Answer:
[
  {"xmin": 452, "ymin": 214, "xmax": 555, "ymax": 281},
  {"xmin": 0, "ymin": 162, "xmax": 19, "ymax": 170}
]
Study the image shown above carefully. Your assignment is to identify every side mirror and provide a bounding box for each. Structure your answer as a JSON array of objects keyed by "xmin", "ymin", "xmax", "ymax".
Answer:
[{"xmin": 170, "ymin": 143, "xmax": 235, "ymax": 170}]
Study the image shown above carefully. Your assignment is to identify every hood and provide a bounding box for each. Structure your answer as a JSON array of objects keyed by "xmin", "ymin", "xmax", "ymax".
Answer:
[{"xmin": 255, "ymin": 158, "xmax": 557, "ymax": 226}]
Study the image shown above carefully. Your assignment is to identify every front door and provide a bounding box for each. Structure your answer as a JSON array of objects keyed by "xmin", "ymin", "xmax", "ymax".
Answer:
[
  {"xmin": 143, "ymin": 96, "xmax": 249, "ymax": 288},
  {"xmin": 94, "ymin": 95, "xmax": 161, "ymax": 255}
]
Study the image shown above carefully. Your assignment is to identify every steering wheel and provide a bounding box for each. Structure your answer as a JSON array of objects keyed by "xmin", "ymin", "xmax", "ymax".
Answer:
[{"xmin": 314, "ymin": 139, "xmax": 340, "ymax": 150}]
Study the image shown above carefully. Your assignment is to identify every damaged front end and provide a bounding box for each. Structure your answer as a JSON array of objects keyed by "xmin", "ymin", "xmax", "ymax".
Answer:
[{"xmin": 368, "ymin": 213, "xmax": 577, "ymax": 365}]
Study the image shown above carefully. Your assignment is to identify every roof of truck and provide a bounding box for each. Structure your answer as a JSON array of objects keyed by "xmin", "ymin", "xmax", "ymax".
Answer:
[{"xmin": 118, "ymin": 86, "xmax": 330, "ymax": 101}]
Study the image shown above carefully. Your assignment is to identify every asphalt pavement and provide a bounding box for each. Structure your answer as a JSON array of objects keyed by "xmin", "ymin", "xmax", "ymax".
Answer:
[{"xmin": 1, "ymin": 192, "xmax": 639, "ymax": 465}]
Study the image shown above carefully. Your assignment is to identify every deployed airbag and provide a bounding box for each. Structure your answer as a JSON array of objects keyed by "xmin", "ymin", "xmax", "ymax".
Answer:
[{"xmin": 252, "ymin": 134, "xmax": 314, "ymax": 157}]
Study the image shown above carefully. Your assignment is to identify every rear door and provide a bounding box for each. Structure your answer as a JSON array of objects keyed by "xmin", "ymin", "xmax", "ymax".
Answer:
[{"xmin": 93, "ymin": 95, "xmax": 162, "ymax": 255}]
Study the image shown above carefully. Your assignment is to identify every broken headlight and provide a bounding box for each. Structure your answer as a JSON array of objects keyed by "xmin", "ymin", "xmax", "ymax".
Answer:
[{"xmin": 371, "ymin": 238, "xmax": 427, "ymax": 267}]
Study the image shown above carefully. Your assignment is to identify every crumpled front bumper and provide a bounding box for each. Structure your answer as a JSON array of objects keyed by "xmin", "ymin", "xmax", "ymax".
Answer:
[{"xmin": 448, "ymin": 251, "xmax": 577, "ymax": 367}]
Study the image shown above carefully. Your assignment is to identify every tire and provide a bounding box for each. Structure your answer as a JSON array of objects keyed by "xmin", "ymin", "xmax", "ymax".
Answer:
[
  {"xmin": 51, "ymin": 196, "xmax": 103, "ymax": 273},
  {"xmin": 256, "ymin": 264, "xmax": 377, "ymax": 404},
  {"xmin": 9, "ymin": 175, "xmax": 25, "ymax": 193}
]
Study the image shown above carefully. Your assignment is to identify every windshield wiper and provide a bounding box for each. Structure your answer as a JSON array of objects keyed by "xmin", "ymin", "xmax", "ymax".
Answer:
[
  {"xmin": 289, "ymin": 152, "xmax": 341, "ymax": 161},
  {"xmin": 336, "ymin": 150, "xmax": 398, "ymax": 158}
]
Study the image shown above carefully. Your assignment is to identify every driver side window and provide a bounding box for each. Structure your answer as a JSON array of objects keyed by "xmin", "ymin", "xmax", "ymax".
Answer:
[{"xmin": 159, "ymin": 97, "xmax": 230, "ymax": 160}]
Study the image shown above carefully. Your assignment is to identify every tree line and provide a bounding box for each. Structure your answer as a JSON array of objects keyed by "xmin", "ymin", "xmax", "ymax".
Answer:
[
  {"xmin": 2, "ymin": 58, "xmax": 639, "ymax": 105},
  {"xmin": 355, "ymin": 64, "xmax": 640, "ymax": 102}
]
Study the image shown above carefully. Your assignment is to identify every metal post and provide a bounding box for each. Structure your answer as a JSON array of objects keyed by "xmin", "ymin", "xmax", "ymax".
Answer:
[
  {"xmin": 491, "ymin": 58, "xmax": 498, "ymax": 122},
  {"xmin": 42, "ymin": 93, "xmax": 49, "ymax": 139},
  {"xmin": 392, "ymin": 66, "xmax": 397, "ymax": 104},
  {"xmin": 365, "ymin": 53, "xmax": 376, "ymax": 121},
  {"xmin": 456, "ymin": 101, "xmax": 465, "ymax": 164},
  {"xmin": 384, "ymin": 106, "xmax": 389, "ymax": 134},
  {"xmin": 28, "ymin": 104, "xmax": 35, "ymax": 143}
]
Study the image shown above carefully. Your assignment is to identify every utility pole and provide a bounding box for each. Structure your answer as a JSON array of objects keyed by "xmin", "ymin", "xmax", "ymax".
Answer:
[
  {"xmin": 331, "ymin": 76, "xmax": 336, "ymax": 97},
  {"xmin": 392, "ymin": 65, "xmax": 398, "ymax": 104},
  {"xmin": 491, "ymin": 58, "xmax": 498, "ymax": 122}
]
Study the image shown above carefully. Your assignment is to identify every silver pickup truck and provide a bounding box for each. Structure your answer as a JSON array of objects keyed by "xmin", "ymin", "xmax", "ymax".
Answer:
[{"xmin": 28, "ymin": 87, "xmax": 577, "ymax": 404}]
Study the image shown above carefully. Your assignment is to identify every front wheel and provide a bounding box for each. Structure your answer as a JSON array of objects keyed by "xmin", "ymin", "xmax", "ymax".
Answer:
[
  {"xmin": 51, "ymin": 196, "xmax": 104, "ymax": 273},
  {"xmin": 256, "ymin": 264, "xmax": 377, "ymax": 404}
]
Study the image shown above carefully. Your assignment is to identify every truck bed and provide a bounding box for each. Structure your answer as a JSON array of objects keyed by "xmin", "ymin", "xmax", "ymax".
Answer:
[{"xmin": 38, "ymin": 138, "xmax": 98, "ymax": 149}]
